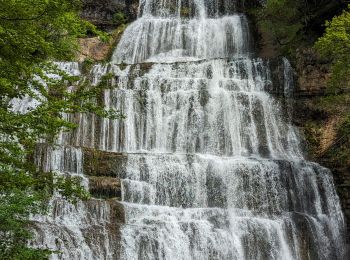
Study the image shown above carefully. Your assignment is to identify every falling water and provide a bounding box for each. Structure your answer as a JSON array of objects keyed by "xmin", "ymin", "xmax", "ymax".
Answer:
[{"xmin": 30, "ymin": 0, "xmax": 346, "ymax": 259}]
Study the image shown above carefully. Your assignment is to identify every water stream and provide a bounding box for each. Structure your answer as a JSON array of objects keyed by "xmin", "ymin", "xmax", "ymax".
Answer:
[{"xmin": 31, "ymin": 0, "xmax": 346, "ymax": 259}]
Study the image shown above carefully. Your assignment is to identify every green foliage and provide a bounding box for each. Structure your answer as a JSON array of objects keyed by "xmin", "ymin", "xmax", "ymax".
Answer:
[
  {"xmin": 315, "ymin": 5, "xmax": 350, "ymax": 91},
  {"xmin": 307, "ymin": 7, "xmax": 350, "ymax": 166},
  {"xmin": 0, "ymin": 0, "xmax": 103, "ymax": 99},
  {"xmin": 254, "ymin": 0, "xmax": 303, "ymax": 51},
  {"xmin": 112, "ymin": 12, "xmax": 127, "ymax": 25},
  {"xmin": 0, "ymin": 1, "xmax": 120, "ymax": 259},
  {"xmin": 253, "ymin": 0, "xmax": 346, "ymax": 56},
  {"xmin": 253, "ymin": 0, "xmax": 304, "ymax": 55},
  {"xmin": 81, "ymin": 57, "xmax": 95, "ymax": 74}
]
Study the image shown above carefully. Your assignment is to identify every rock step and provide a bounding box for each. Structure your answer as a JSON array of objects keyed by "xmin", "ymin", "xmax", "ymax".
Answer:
[
  {"xmin": 83, "ymin": 147, "xmax": 126, "ymax": 177},
  {"xmin": 89, "ymin": 176, "xmax": 122, "ymax": 199}
]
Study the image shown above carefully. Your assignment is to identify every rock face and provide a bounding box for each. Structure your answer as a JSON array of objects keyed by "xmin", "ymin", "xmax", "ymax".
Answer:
[
  {"xmin": 81, "ymin": 0, "xmax": 139, "ymax": 31},
  {"xmin": 77, "ymin": 25, "xmax": 126, "ymax": 62},
  {"xmin": 295, "ymin": 48, "xmax": 331, "ymax": 96},
  {"xmin": 89, "ymin": 176, "xmax": 122, "ymax": 199},
  {"xmin": 78, "ymin": 0, "xmax": 139, "ymax": 62},
  {"xmin": 83, "ymin": 148, "xmax": 127, "ymax": 177},
  {"xmin": 78, "ymin": 37, "xmax": 112, "ymax": 62},
  {"xmin": 289, "ymin": 48, "xmax": 350, "ymax": 244},
  {"xmin": 32, "ymin": 144, "xmax": 126, "ymax": 259}
]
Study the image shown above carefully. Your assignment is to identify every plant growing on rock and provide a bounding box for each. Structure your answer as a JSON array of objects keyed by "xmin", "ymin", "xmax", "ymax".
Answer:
[{"xmin": 315, "ymin": 5, "xmax": 350, "ymax": 91}]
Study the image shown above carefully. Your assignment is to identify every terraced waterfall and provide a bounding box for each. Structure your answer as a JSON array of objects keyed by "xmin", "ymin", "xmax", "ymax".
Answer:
[{"xmin": 32, "ymin": 0, "xmax": 346, "ymax": 259}]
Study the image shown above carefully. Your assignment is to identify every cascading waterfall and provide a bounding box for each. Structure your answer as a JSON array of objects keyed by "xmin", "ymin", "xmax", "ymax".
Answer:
[{"xmin": 30, "ymin": 0, "xmax": 346, "ymax": 259}]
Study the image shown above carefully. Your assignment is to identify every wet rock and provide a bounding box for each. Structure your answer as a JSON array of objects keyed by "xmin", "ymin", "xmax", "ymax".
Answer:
[
  {"xmin": 31, "ymin": 198, "xmax": 125, "ymax": 259},
  {"xmin": 89, "ymin": 176, "xmax": 122, "ymax": 199},
  {"xmin": 83, "ymin": 148, "xmax": 127, "ymax": 177}
]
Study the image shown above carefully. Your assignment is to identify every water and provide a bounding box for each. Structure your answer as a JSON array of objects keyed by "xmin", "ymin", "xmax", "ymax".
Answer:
[{"xmin": 31, "ymin": 0, "xmax": 346, "ymax": 259}]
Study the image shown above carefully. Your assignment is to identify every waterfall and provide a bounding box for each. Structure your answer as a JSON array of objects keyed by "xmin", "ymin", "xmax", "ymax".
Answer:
[{"xmin": 30, "ymin": 0, "xmax": 346, "ymax": 259}]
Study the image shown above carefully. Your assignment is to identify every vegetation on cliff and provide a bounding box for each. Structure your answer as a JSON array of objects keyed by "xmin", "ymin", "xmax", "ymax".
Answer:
[
  {"xmin": 315, "ymin": 6, "xmax": 350, "ymax": 90},
  {"xmin": 0, "ymin": 0, "xmax": 116, "ymax": 259},
  {"xmin": 255, "ymin": 0, "xmax": 349, "ymax": 91},
  {"xmin": 254, "ymin": 0, "xmax": 347, "ymax": 55},
  {"xmin": 254, "ymin": 1, "xmax": 350, "ymax": 167},
  {"xmin": 313, "ymin": 6, "xmax": 350, "ymax": 167}
]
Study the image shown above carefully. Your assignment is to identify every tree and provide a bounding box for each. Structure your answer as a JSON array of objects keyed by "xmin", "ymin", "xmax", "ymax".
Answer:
[
  {"xmin": 0, "ymin": 1, "xmax": 115, "ymax": 259},
  {"xmin": 254, "ymin": 0, "xmax": 303, "ymax": 55},
  {"xmin": 315, "ymin": 5, "xmax": 350, "ymax": 91},
  {"xmin": 254, "ymin": 0, "xmax": 347, "ymax": 56}
]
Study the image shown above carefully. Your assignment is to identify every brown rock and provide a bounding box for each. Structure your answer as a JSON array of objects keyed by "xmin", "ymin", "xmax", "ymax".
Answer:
[
  {"xmin": 81, "ymin": 0, "xmax": 139, "ymax": 31},
  {"xmin": 89, "ymin": 176, "xmax": 122, "ymax": 199},
  {"xmin": 83, "ymin": 148, "xmax": 127, "ymax": 177},
  {"xmin": 78, "ymin": 37, "xmax": 111, "ymax": 62},
  {"xmin": 77, "ymin": 25, "xmax": 127, "ymax": 62}
]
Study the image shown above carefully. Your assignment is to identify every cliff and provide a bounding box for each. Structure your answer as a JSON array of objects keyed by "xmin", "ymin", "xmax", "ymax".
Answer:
[
  {"xmin": 77, "ymin": 0, "xmax": 139, "ymax": 62},
  {"xmin": 81, "ymin": 0, "xmax": 139, "ymax": 31},
  {"xmin": 291, "ymin": 48, "xmax": 350, "ymax": 242},
  {"xmin": 249, "ymin": 0, "xmax": 350, "ymax": 243}
]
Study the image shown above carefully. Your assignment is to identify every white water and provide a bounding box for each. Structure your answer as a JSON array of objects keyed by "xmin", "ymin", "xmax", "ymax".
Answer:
[{"xmin": 30, "ymin": 0, "xmax": 346, "ymax": 259}]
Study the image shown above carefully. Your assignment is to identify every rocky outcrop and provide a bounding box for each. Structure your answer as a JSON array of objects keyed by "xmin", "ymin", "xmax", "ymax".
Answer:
[
  {"xmin": 78, "ymin": 0, "xmax": 140, "ymax": 62},
  {"xmin": 77, "ymin": 0, "xmax": 139, "ymax": 62},
  {"xmin": 77, "ymin": 25, "xmax": 126, "ymax": 62},
  {"xmin": 83, "ymin": 148, "xmax": 127, "ymax": 177},
  {"xmin": 81, "ymin": 0, "xmax": 139, "ymax": 31},
  {"xmin": 89, "ymin": 176, "xmax": 122, "ymax": 199}
]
